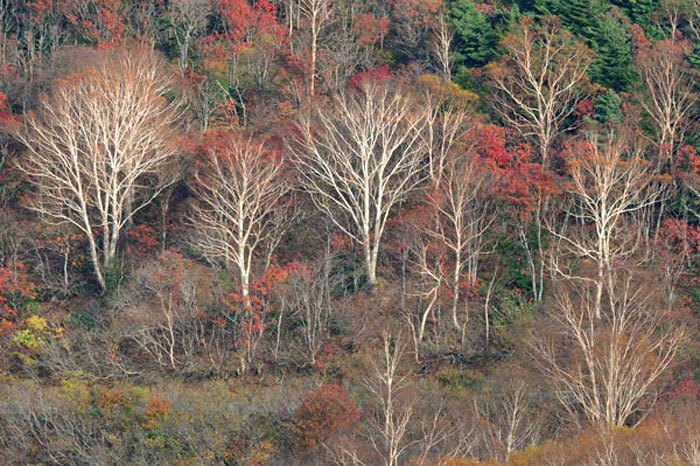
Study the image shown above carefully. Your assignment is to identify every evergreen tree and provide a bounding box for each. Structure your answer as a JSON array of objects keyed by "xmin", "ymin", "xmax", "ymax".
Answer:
[
  {"xmin": 493, "ymin": 4, "xmax": 521, "ymax": 37},
  {"xmin": 611, "ymin": 0, "xmax": 659, "ymax": 25},
  {"xmin": 535, "ymin": 0, "xmax": 609, "ymax": 41},
  {"xmin": 590, "ymin": 11, "xmax": 639, "ymax": 91},
  {"xmin": 515, "ymin": 0, "xmax": 537, "ymax": 13},
  {"xmin": 534, "ymin": 0, "xmax": 558, "ymax": 16},
  {"xmin": 562, "ymin": 0, "xmax": 609, "ymax": 40},
  {"xmin": 533, "ymin": 0, "xmax": 637, "ymax": 90},
  {"xmin": 450, "ymin": 0, "xmax": 500, "ymax": 67},
  {"xmin": 595, "ymin": 89, "xmax": 623, "ymax": 122}
]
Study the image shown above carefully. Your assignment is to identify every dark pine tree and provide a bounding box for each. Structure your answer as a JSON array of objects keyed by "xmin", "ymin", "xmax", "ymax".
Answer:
[
  {"xmin": 535, "ymin": 0, "xmax": 609, "ymax": 41},
  {"xmin": 450, "ymin": 0, "xmax": 500, "ymax": 68},
  {"xmin": 595, "ymin": 89, "xmax": 623, "ymax": 122},
  {"xmin": 590, "ymin": 10, "xmax": 639, "ymax": 91},
  {"xmin": 611, "ymin": 0, "xmax": 659, "ymax": 26}
]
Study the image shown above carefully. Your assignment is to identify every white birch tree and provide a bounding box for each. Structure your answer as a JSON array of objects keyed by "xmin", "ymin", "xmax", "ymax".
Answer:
[
  {"xmin": 187, "ymin": 131, "xmax": 290, "ymax": 296},
  {"xmin": 290, "ymin": 79, "xmax": 428, "ymax": 288},
  {"xmin": 14, "ymin": 49, "xmax": 180, "ymax": 291},
  {"xmin": 535, "ymin": 277, "xmax": 684, "ymax": 427}
]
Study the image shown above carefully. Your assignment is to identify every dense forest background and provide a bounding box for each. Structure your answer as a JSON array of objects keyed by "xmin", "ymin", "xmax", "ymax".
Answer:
[{"xmin": 0, "ymin": 0, "xmax": 699, "ymax": 464}]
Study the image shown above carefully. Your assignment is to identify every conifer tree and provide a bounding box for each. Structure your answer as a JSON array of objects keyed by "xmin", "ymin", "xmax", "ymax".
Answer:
[
  {"xmin": 595, "ymin": 89, "xmax": 623, "ymax": 122},
  {"xmin": 612, "ymin": 0, "xmax": 659, "ymax": 25},
  {"xmin": 450, "ymin": 0, "xmax": 499, "ymax": 67},
  {"xmin": 590, "ymin": 11, "xmax": 639, "ymax": 90},
  {"xmin": 536, "ymin": 0, "xmax": 609, "ymax": 41}
]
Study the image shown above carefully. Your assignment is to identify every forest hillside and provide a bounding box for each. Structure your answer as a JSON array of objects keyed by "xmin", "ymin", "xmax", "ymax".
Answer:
[{"xmin": 0, "ymin": 0, "xmax": 699, "ymax": 464}]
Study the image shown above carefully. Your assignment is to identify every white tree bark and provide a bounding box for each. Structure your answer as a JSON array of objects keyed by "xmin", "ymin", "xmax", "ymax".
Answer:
[
  {"xmin": 487, "ymin": 16, "xmax": 593, "ymax": 168},
  {"xmin": 188, "ymin": 132, "xmax": 290, "ymax": 296},
  {"xmin": 547, "ymin": 128, "xmax": 664, "ymax": 318},
  {"xmin": 14, "ymin": 49, "xmax": 180, "ymax": 291},
  {"xmin": 637, "ymin": 39, "xmax": 697, "ymax": 166},
  {"xmin": 366, "ymin": 333, "xmax": 414, "ymax": 466},
  {"xmin": 290, "ymin": 79, "xmax": 428, "ymax": 287},
  {"xmin": 167, "ymin": 0, "xmax": 213, "ymax": 76},
  {"xmin": 298, "ymin": 0, "xmax": 334, "ymax": 95},
  {"xmin": 535, "ymin": 277, "xmax": 684, "ymax": 427}
]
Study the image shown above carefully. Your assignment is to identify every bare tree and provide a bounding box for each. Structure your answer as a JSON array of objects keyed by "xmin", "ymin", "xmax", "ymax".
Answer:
[
  {"xmin": 279, "ymin": 260, "xmax": 332, "ymax": 365},
  {"xmin": 118, "ymin": 252, "xmax": 198, "ymax": 370},
  {"xmin": 4, "ymin": 1, "xmax": 66, "ymax": 110},
  {"xmin": 298, "ymin": 0, "xmax": 334, "ymax": 95},
  {"xmin": 417, "ymin": 74, "xmax": 476, "ymax": 185},
  {"xmin": 432, "ymin": 13, "xmax": 455, "ymax": 82},
  {"xmin": 290, "ymin": 79, "xmax": 428, "ymax": 287},
  {"xmin": 167, "ymin": 0, "xmax": 213, "ymax": 76},
  {"xmin": 14, "ymin": 48, "xmax": 180, "ymax": 291},
  {"xmin": 366, "ymin": 332, "xmax": 414, "ymax": 466},
  {"xmin": 474, "ymin": 375, "xmax": 541, "ymax": 459},
  {"xmin": 487, "ymin": 15, "xmax": 593, "ymax": 167},
  {"xmin": 633, "ymin": 38, "xmax": 696, "ymax": 258},
  {"xmin": 187, "ymin": 131, "xmax": 290, "ymax": 296},
  {"xmin": 325, "ymin": 27, "xmax": 361, "ymax": 93},
  {"xmin": 424, "ymin": 152, "xmax": 496, "ymax": 331},
  {"xmin": 403, "ymin": 230, "xmax": 446, "ymax": 355},
  {"xmin": 535, "ymin": 277, "xmax": 684, "ymax": 427},
  {"xmin": 487, "ymin": 15, "xmax": 592, "ymax": 308},
  {"xmin": 686, "ymin": 0, "xmax": 700, "ymax": 41},
  {"xmin": 401, "ymin": 148, "xmax": 496, "ymax": 355},
  {"xmin": 547, "ymin": 127, "xmax": 663, "ymax": 318},
  {"xmin": 636, "ymin": 38, "xmax": 698, "ymax": 166},
  {"xmin": 413, "ymin": 401, "xmax": 459, "ymax": 465},
  {"xmin": 654, "ymin": 0, "xmax": 686, "ymax": 39}
]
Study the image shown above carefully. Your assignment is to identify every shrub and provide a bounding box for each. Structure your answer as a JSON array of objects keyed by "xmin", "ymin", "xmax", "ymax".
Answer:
[
  {"xmin": 293, "ymin": 384, "xmax": 360, "ymax": 448},
  {"xmin": 435, "ymin": 367, "xmax": 485, "ymax": 397}
]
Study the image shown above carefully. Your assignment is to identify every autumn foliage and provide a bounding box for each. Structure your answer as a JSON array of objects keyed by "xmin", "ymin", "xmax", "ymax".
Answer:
[
  {"xmin": 293, "ymin": 384, "xmax": 360, "ymax": 448},
  {"xmin": 0, "ymin": 1, "xmax": 699, "ymax": 464},
  {"xmin": 0, "ymin": 264, "xmax": 35, "ymax": 334}
]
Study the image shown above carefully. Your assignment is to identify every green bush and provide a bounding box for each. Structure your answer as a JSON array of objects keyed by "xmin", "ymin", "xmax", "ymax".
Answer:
[{"xmin": 435, "ymin": 367, "xmax": 486, "ymax": 397}]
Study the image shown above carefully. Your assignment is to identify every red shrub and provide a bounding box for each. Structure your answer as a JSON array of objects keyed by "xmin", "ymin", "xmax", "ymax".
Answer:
[{"xmin": 293, "ymin": 384, "xmax": 360, "ymax": 448}]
